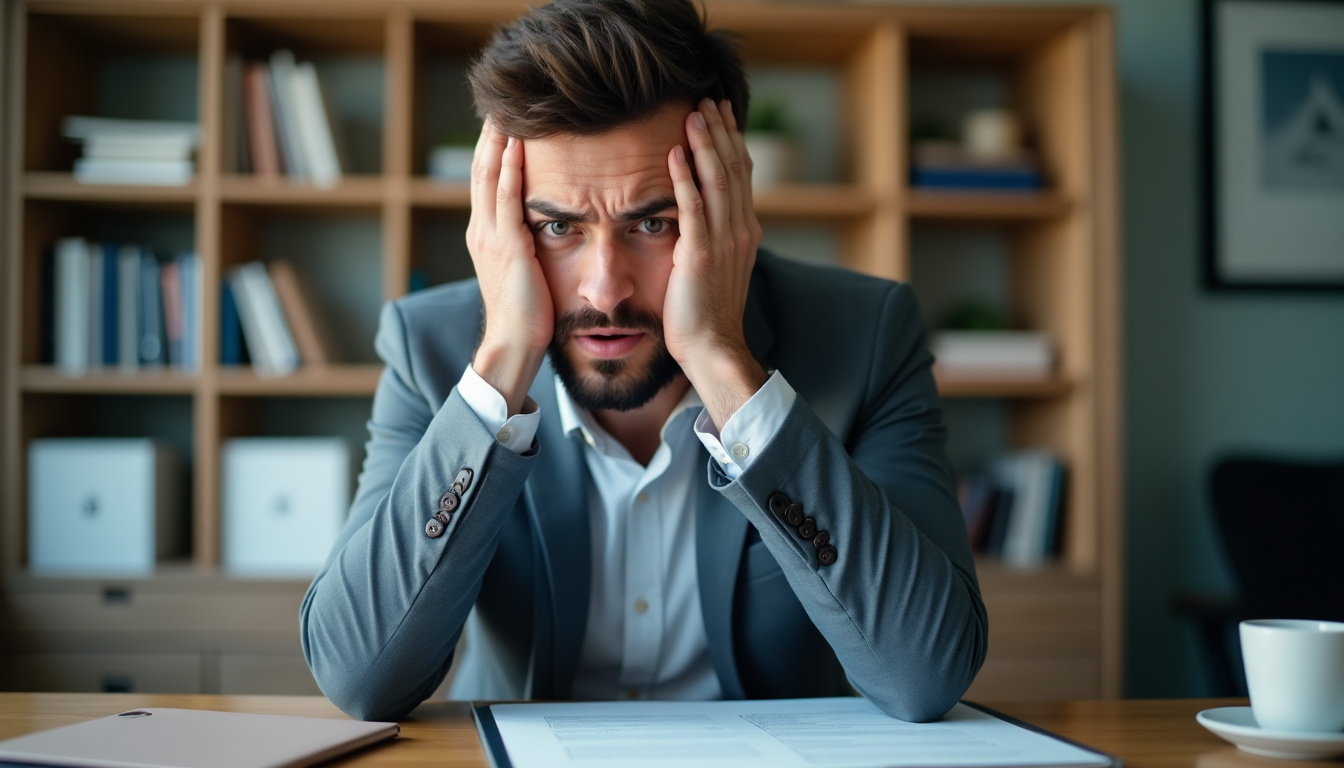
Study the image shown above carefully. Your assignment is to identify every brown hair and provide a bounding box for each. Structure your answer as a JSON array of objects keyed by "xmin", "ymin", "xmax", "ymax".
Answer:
[{"xmin": 468, "ymin": 0, "xmax": 748, "ymax": 139}]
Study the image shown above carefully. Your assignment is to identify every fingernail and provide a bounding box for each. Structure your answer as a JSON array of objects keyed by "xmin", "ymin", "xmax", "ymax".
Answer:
[
  {"xmin": 506, "ymin": 136, "xmax": 516, "ymax": 148},
  {"xmin": 674, "ymin": 145, "xmax": 686, "ymax": 165},
  {"xmin": 692, "ymin": 112, "xmax": 707, "ymax": 132}
]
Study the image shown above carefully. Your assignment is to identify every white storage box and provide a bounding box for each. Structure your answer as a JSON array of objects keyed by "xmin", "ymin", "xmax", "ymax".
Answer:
[
  {"xmin": 28, "ymin": 438, "xmax": 181, "ymax": 575},
  {"xmin": 222, "ymin": 438, "xmax": 350, "ymax": 576}
]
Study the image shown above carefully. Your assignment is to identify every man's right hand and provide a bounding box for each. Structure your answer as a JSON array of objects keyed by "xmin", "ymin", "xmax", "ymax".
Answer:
[{"xmin": 466, "ymin": 122, "xmax": 552, "ymax": 417}]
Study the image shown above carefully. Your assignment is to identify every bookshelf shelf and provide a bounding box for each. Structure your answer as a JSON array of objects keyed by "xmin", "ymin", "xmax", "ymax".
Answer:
[
  {"xmin": 19, "ymin": 367, "xmax": 199, "ymax": 395},
  {"xmin": 217, "ymin": 175, "xmax": 387, "ymax": 208},
  {"xmin": 3, "ymin": 0, "xmax": 1119, "ymax": 702},
  {"xmin": 934, "ymin": 373, "xmax": 1072, "ymax": 399},
  {"xmin": 752, "ymin": 184, "xmax": 876, "ymax": 220},
  {"xmin": 22, "ymin": 173, "xmax": 199, "ymax": 206},
  {"xmin": 906, "ymin": 190, "xmax": 1071, "ymax": 221},
  {"xmin": 409, "ymin": 179, "xmax": 471, "ymax": 209},
  {"xmin": 214, "ymin": 365, "xmax": 382, "ymax": 396}
]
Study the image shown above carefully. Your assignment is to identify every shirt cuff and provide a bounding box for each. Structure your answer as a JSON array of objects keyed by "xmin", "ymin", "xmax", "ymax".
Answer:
[
  {"xmin": 694, "ymin": 371, "xmax": 796, "ymax": 480},
  {"xmin": 457, "ymin": 364, "xmax": 540, "ymax": 454}
]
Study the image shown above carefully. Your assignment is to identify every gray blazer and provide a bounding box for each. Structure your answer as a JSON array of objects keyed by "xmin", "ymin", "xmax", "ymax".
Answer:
[{"xmin": 301, "ymin": 251, "xmax": 987, "ymax": 722}]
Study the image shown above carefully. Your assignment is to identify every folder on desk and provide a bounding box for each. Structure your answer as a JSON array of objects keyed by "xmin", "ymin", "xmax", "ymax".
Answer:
[{"xmin": 474, "ymin": 697, "xmax": 1119, "ymax": 768}]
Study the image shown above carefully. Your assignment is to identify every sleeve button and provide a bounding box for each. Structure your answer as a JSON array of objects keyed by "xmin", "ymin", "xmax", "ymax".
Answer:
[
  {"xmin": 784, "ymin": 503, "xmax": 804, "ymax": 527},
  {"xmin": 438, "ymin": 491, "xmax": 460, "ymax": 514},
  {"xmin": 767, "ymin": 492, "xmax": 791, "ymax": 519},
  {"xmin": 453, "ymin": 468, "xmax": 473, "ymax": 493},
  {"xmin": 818, "ymin": 545, "xmax": 837, "ymax": 566},
  {"xmin": 812, "ymin": 530, "xmax": 831, "ymax": 549},
  {"xmin": 425, "ymin": 519, "xmax": 445, "ymax": 538},
  {"xmin": 797, "ymin": 517, "xmax": 817, "ymax": 540}
]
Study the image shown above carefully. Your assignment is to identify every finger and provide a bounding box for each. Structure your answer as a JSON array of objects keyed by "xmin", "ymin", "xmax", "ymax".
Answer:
[
  {"xmin": 472, "ymin": 122, "xmax": 508, "ymax": 229},
  {"xmin": 668, "ymin": 143, "xmax": 711, "ymax": 257},
  {"xmin": 685, "ymin": 105, "xmax": 729, "ymax": 244},
  {"xmin": 701, "ymin": 99, "xmax": 743, "ymax": 242},
  {"xmin": 718, "ymin": 100, "xmax": 757, "ymax": 224},
  {"xmin": 496, "ymin": 136, "xmax": 526, "ymax": 232}
]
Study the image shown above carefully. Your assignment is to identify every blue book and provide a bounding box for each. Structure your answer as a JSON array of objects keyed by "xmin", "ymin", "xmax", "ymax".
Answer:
[
  {"xmin": 138, "ymin": 251, "xmax": 165, "ymax": 367},
  {"xmin": 101, "ymin": 242, "xmax": 119, "ymax": 366},
  {"xmin": 220, "ymin": 281, "xmax": 243, "ymax": 365}
]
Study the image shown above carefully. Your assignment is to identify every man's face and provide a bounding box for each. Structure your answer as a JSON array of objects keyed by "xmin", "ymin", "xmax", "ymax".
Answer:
[{"xmin": 522, "ymin": 103, "xmax": 692, "ymax": 412}]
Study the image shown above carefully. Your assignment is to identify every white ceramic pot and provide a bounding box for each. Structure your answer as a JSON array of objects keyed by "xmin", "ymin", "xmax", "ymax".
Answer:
[{"xmin": 743, "ymin": 133, "xmax": 797, "ymax": 188}]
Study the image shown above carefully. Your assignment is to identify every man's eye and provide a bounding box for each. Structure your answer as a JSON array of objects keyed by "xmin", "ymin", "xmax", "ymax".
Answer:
[
  {"xmin": 639, "ymin": 218, "xmax": 669, "ymax": 234},
  {"xmin": 543, "ymin": 221, "xmax": 572, "ymax": 236}
]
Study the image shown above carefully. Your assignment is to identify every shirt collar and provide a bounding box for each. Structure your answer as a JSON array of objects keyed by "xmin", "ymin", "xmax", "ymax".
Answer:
[{"xmin": 554, "ymin": 374, "xmax": 704, "ymax": 456}]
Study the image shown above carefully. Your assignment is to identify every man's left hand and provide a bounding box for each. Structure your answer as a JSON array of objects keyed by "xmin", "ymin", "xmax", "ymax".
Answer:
[{"xmin": 665, "ymin": 98, "xmax": 767, "ymax": 430}]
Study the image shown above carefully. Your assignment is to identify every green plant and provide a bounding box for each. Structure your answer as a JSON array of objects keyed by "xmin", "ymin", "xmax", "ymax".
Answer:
[
  {"xmin": 943, "ymin": 300, "xmax": 1010, "ymax": 331},
  {"xmin": 746, "ymin": 99, "xmax": 792, "ymax": 135}
]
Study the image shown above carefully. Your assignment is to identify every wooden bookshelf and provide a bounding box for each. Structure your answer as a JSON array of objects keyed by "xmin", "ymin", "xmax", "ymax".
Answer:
[{"xmin": 1, "ymin": 1, "xmax": 1121, "ymax": 701}]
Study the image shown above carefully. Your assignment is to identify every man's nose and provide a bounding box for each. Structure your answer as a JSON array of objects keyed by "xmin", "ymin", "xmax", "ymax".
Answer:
[{"xmin": 577, "ymin": 235, "xmax": 635, "ymax": 315}]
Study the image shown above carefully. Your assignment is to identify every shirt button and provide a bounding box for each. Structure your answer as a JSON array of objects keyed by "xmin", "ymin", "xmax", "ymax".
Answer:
[
  {"xmin": 731, "ymin": 443, "xmax": 749, "ymax": 459},
  {"xmin": 634, "ymin": 598, "xmax": 648, "ymax": 615},
  {"xmin": 636, "ymin": 491, "xmax": 649, "ymax": 504},
  {"xmin": 496, "ymin": 426, "xmax": 512, "ymax": 443}
]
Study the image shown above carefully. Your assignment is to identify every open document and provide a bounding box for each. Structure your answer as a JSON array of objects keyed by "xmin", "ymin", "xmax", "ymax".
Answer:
[{"xmin": 474, "ymin": 697, "xmax": 1117, "ymax": 768}]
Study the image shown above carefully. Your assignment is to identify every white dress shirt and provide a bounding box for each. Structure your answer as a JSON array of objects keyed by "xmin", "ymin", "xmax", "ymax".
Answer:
[{"xmin": 456, "ymin": 364, "xmax": 796, "ymax": 700}]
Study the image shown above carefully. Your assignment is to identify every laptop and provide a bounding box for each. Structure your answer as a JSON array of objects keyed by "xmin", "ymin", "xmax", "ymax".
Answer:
[{"xmin": 0, "ymin": 707, "xmax": 398, "ymax": 768}]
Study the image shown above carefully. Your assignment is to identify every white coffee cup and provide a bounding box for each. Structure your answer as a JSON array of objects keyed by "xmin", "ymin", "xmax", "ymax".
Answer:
[{"xmin": 1240, "ymin": 619, "xmax": 1344, "ymax": 732}]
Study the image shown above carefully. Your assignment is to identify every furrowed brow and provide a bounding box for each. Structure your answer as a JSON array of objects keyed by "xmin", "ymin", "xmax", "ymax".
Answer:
[
  {"xmin": 525, "ymin": 200, "xmax": 595, "ymax": 223},
  {"xmin": 616, "ymin": 196, "xmax": 678, "ymax": 222}
]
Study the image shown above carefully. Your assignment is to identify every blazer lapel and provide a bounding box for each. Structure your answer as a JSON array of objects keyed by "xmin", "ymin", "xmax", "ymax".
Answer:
[{"xmin": 522, "ymin": 357, "xmax": 592, "ymax": 700}]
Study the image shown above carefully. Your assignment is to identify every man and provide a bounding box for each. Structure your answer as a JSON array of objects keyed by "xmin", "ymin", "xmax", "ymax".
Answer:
[{"xmin": 301, "ymin": 0, "xmax": 986, "ymax": 723}]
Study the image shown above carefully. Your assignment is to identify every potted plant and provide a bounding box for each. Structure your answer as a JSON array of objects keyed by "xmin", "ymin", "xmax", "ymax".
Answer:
[{"xmin": 743, "ymin": 99, "xmax": 797, "ymax": 188}]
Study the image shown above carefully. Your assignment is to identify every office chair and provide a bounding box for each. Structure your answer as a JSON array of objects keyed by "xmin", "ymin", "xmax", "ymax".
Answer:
[{"xmin": 1182, "ymin": 455, "xmax": 1344, "ymax": 696}]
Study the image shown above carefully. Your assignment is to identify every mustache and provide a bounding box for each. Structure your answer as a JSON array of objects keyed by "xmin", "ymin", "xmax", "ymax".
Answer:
[{"xmin": 552, "ymin": 305, "xmax": 663, "ymax": 342}]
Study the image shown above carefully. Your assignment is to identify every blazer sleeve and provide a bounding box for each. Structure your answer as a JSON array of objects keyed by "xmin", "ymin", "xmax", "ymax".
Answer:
[
  {"xmin": 300, "ymin": 300, "xmax": 535, "ymax": 721},
  {"xmin": 712, "ymin": 281, "xmax": 988, "ymax": 722}
]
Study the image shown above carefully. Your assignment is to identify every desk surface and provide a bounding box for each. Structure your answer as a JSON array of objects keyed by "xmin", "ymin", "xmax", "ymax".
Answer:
[{"xmin": 0, "ymin": 694, "xmax": 1330, "ymax": 767}]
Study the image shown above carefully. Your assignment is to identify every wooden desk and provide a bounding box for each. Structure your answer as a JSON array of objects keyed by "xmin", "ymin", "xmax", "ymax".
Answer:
[{"xmin": 0, "ymin": 694, "xmax": 1333, "ymax": 767}]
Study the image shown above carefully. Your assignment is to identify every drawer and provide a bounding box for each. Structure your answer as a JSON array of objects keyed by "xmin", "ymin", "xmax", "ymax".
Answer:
[
  {"xmin": 218, "ymin": 654, "xmax": 321, "ymax": 696},
  {"xmin": 1, "ymin": 652, "xmax": 201, "ymax": 693}
]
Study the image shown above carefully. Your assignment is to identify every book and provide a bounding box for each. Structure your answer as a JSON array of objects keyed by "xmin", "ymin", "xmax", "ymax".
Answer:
[
  {"xmin": 177, "ymin": 253, "xmax": 202, "ymax": 372},
  {"xmin": 74, "ymin": 158, "xmax": 194, "ymax": 186},
  {"xmin": 138, "ymin": 251, "xmax": 165, "ymax": 367},
  {"xmin": 268, "ymin": 50, "xmax": 308, "ymax": 181},
  {"xmin": 100, "ymin": 243, "xmax": 119, "ymax": 367},
  {"xmin": 987, "ymin": 451, "xmax": 1067, "ymax": 568},
  {"xmin": 221, "ymin": 54, "xmax": 249, "ymax": 174},
  {"xmin": 87, "ymin": 244, "xmax": 103, "ymax": 368},
  {"xmin": 244, "ymin": 63, "xmax": 282, "ymax": 177},
  {"xmin": 160, "ymin": 260, "xmax": 184, "ymax": 367},
  {"xmin": 117, "ymin": 245, "xmax": 140, "ymax": 372},
  {"xmin": 911, "ymin": 167, "xmax": 1043, "ymax": 190},
  {"xmin": 83, "ymin": 135, "xmax": 195, "ymax": 162},
  {"xmin": 228, "ymin": 262, "xmax": 299, "ymax": 376},
  {"xmin": 291, "ymin": 62, "xmax": 341, "ymax": 187},
  {"xmin": 54, "ymin": 238, "xmax": 91, "ymax": 375},
  {"xmin": 220, "ymin": 282, "xmax": 244, "ymax": 366},
  {"xmin": 268, "ymin": 260, "xmax": 337, "ymax": 365},
  {"xmin": 63, "ymin": 116, "xmax": 199, "ymax": 143},
  {"xmin": 932, "ymin": 331, "xmax": 1053, "ymax": 377}
]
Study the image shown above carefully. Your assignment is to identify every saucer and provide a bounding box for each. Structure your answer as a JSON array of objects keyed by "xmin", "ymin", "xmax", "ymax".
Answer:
[{"xmin": 1197, "ymin": 707, "xmax": 1344, "ymax": 760}]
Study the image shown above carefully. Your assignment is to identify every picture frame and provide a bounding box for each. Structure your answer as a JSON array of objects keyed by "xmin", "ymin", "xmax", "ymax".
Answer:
[{"xmin": 1201, "ymin": 0, "xmax": 1344, "ymax": 291}]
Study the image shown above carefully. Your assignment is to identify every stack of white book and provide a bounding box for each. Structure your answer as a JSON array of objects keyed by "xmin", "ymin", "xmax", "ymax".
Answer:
[
  {"xmin": 64, "ymin": 117, "xmax": 199, "ymax": 186},
  {"xmin": 932, "ymin": 331, "xmax": 1054, "ymax": 378}
]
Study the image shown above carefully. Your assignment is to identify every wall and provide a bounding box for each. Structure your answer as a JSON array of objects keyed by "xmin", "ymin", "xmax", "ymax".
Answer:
[{"xmin": 860, "ymin": 0, "xmax": 1344, "ymax": 696}]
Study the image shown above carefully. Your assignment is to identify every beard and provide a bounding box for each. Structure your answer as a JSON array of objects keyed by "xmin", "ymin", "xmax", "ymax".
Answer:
[{"xmin": 549, "ymin": 304, "xmax": 682, "ymax": 412}]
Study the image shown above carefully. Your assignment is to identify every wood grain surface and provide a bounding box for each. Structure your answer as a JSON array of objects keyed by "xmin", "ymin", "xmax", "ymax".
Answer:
[{"xmin": 0, "ymin": 694, "xmax": 1335, "ymax": 767}]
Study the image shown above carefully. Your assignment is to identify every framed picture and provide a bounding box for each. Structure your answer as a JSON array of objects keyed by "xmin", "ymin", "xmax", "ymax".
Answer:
[{"xmin": 1202, "ymin": 0, "xmax": 1344, "ymax": 291}]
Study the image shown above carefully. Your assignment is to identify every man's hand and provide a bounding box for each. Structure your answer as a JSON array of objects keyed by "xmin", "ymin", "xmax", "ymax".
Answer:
[
  {"xmin": 664, "ymin": 99, "xmax": 767, "ymax": 430},
  {"xmin": 466, "ymin": 122, "xmax": 552, "ymax": 416}
]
